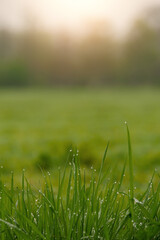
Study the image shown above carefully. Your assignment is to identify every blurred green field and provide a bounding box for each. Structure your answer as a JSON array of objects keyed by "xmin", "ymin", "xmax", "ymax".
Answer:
[{"xmin": 0, "ymin": 88, "xmax": 160, "ymax": 186}]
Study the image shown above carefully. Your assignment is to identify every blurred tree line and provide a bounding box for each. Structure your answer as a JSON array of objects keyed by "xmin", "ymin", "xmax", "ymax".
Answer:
[{"xmin": 0, "ymin": 7, "xmax": 160, "ymax": 87}]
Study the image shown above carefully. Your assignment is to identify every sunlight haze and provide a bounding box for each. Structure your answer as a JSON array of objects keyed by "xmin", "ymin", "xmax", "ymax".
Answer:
[{"xmin": 0, "ymin": 0, "xmax": 160, "ymax": 34}]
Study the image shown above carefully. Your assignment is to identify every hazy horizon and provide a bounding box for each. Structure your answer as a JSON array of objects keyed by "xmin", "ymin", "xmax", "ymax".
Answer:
[{"xmin": 1, "ymin": 0, "xmax": 160, "ymax": 36}]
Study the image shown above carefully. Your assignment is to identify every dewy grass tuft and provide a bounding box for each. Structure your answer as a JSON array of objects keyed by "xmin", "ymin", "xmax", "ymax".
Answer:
[{"xmin": 0, "ymin": 129, "xmax": 159, "ymax": 239}]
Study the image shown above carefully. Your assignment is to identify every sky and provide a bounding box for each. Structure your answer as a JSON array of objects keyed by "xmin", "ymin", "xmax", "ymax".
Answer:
[{"xmin": 0, "ymin": 0, "xmax": 160, "ymax": 35}]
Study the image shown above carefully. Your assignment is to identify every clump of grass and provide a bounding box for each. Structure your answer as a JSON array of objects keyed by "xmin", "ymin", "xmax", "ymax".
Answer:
[{"xmin": 0, "ymin": 126, "xmax": 159, "ymax": 240}]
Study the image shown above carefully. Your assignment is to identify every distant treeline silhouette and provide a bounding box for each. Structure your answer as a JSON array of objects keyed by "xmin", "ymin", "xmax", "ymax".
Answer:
[{"xmin": 0, "ymin": 7, "xmax": 160, "ymax": 87}]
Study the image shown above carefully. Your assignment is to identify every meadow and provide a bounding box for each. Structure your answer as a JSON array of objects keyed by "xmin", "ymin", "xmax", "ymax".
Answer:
[
  {"xmin": 0, "ymin": 88, "xmax": 160, "ymax": 239},
  {"xmin": 0, "ymin": 88, "xmax": 159, "ymax": 186}
]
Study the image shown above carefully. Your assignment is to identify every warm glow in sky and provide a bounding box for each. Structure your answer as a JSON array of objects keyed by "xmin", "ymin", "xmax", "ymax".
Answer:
[{"xmin": 0, "ymin": 0, "xmax": 160, "ymax": 34}]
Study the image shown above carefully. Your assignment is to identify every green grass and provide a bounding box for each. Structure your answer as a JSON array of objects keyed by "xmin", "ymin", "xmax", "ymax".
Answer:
[
  {"xmin": 0, "ymin": 126, "xmax": 159, "ymax": 239},
  {"xmin": 0, "ymin": 88, "xmax": 160, "ymax": 187}
]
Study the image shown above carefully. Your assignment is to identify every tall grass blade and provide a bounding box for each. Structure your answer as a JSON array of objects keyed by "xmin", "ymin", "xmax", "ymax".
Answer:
[{"xmin": 125, "ymin": 122, "xmax": 134, "ymax": 220}]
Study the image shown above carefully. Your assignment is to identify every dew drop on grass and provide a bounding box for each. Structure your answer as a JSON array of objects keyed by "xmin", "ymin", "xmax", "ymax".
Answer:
[
  {"xmin": 133, "ymin": 222, "xmax": 137, "ymax": 228},
  {"xmin": 134, "ymin": 198, "xmax": 143, "ymax": 205},
  {"xmin": 34, "ymin": 218, "xmax": 37, "ymax": 224},
  {"xmin": 91, "ymin": 227, "xmax": 95, "ymax": 236}
]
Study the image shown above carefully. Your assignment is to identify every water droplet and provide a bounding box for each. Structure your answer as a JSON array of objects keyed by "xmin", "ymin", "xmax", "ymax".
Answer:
[
  {"xmin": 34, "ymin": 218, "xmax": 37, "ymax": 224},
  {"xmin": 91, "ymin": 227, "xmax": 95, "ymax": 236},
  {"xmin": 134, "ymin": 198, "xmax": 143, "ymax": 205}
]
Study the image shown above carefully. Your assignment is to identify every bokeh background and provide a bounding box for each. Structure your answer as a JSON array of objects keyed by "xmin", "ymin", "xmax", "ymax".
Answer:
[{"xmin": 0, "ymin": 0, "xmax": 160, "ymax": 188}]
